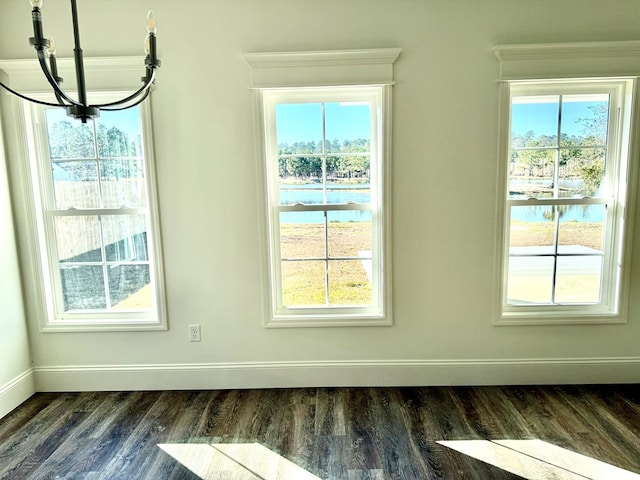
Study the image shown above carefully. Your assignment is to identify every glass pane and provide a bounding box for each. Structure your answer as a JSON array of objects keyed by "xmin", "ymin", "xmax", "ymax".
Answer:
[
  {"xmin": 559, "ymin": 148, "xmax": 606, "ymax": 197},
  {"xmin": 96, "ymin": 108, "xmax": 143, "ymax": 158},
  {"xmin": 509, "ymin": 206, "xmax": 555, "ymax": 254},
  {"xmin": 508, "ymin": 149, "xmax": 556, "ymax": 199},
  {"xmin": 60, "ymin": 265, "xmax": 106, "ymax": 310},
  {"xmin": 557, "ymin": 205, "xmax": 605, "ymax": 254},
  {"xmin": 555, "ymin": 256, "xmax": 602, "ymax": 304},
  {"xmin": 511, "ymin": 95, "xmax": 559, "ymax": 147},
  {"xmin": 507, "ymin": 256, "xmax": 554, "ymax": 305},
  {"xmin": 45, "ymin": 108, "xmax": 96, "ymax": 160},
  {"xmin": 100, "ymin": 159, "xmax": 147, "ymax": 208},
  {"xmin": 325, "ymin": 102, "xmax": 371, "ymax": 153},
  {"xmin": 276, "ymin": 103, "xmax": 322, "ymax": 154},
  {"xmin": 108, "ymin": 264, "xmax": 151, "ymax": 309},
  {"xmin": 52, "ymin": 161, "xmax": 99, "ymax": 209},
  {"xmin": 102, "ymin": 215, "xmax": 149, "ymax": 262},
  {"xmin": 54, "ymin": 216, "xmax": 102, "ymax": 262},
  {"xmin": 281, "ymin": 260, "xmax": 325, "ymax": 306},
  {"xmin": 560, "ymin": 94, "xmax": 609, "ymax": 147},
  {"xmin": 279, "ymin": 211, "xmax": 325, "ymax": 259},
  {"xmin": 327, "ymin": 211, "xmax": 371, "ymax": 258},
  {"xmin": 328, "ymin": 260, "xmax": 371, "ymax": 305}
]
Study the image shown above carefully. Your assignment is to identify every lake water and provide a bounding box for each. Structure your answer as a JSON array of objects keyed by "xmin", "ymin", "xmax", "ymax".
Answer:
[
  {"xmin": 511, "ymin": 204, "xmax": 605, "ymax": 223},
  {"xmin": 280, "ymin": 184, "xmax": 372, "ymax": 223},
  {"xmin": 279, "ymin": 184, "xmax": 605, "ymax": 224}
]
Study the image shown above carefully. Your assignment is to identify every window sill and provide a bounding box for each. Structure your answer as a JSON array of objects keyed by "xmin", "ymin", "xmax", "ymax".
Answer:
[
  {"xmin": 495, "ymin": 309, "xmax": 626, "ymax": 326},
  {"xmin": 266, "ymin": 313, "xmax": 392, "ymax": 328},
  {"xmin": 41, "ymin": 316, "xmax": 167, "ymax": 333}
]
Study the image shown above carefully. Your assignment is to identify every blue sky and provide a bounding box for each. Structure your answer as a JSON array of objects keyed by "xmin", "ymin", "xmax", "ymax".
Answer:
[
  {"xmin": 276, "ymin": 102, "xmax": 370, "ymax": 145},
  {"xmin": 511, "ymin": 98, "xmax": 607, "ymax": 138},
  {"xmin": 274, "ymin": 97, "xmax": 608, "ymax": 144}
]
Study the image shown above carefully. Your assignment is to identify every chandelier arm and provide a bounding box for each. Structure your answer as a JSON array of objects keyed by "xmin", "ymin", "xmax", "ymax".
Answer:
[
  {"xmin": 37, "ymin": 50, "xmax": 82, "ymax": 107},
  {"xmin": 0, "ymin": 79, "xmax": 72, "ymax": 108},
  {"xmin": 100, "ymin": 88, "xmax": 151, "ymax": 111},
  {"xmin": 92, "ymin": 69, "xmax": 156, "ymax": 108}
]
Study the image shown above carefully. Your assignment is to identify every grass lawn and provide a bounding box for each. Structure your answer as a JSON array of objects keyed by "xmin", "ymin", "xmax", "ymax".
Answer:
[
  {"xmin": 509, "ymin": 220, "xmax": 603, "ymax": 250},
  {"xmin": 280, "ymin": 222, "xmax": 372, "ymax": 306},
  {"xmin": 114, "ymin": 220, "xmax": 606, "ymax": 310}
]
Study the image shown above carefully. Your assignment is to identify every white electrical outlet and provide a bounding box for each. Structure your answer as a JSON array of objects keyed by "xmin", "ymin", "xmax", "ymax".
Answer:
[{"xmin": 189, "ymin": 324, "xmax": 201, "ymax": 342}]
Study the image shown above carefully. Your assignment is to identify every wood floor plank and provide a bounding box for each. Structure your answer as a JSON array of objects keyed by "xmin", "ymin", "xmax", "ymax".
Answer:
[
  {"xmin": 0, "ymin": 393, "xmax": 58, "ymax": 444},
  {"xmin": 1, "ymin": 385, "xmax": 639, "ymax": 479},
  {"xmin": 314, "ymin": 388, "xmax": 346, "ymax": 437},
  {"xmin": 0, "ymin": 393, "xmax": 89, "ymax": 478}
]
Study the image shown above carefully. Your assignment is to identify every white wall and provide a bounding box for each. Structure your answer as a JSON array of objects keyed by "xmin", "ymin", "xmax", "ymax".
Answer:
[
  {"xmin": 0, "ymin": 0, "xmax": 638, "ymax": 390},
  {"xmin": 0, "ymin": 106, "xmax": 33, "ymax": 415}
]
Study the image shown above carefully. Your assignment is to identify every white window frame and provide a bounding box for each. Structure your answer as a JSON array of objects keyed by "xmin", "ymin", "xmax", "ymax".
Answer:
[
  {"xmin": 494, "ymin": 42, "xmax": 640, "ymax": 325},
  {"xmin": 244, "ymin": 49, "xmax": 399, "ymax": 327},
  {"xmin": 0, "ymin": 57, "xmax": 167, "ymax": 332}
]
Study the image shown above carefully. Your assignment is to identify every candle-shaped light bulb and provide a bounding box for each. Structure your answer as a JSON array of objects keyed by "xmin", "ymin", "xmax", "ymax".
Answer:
[
  {"xmin": 29, "ymin": 0, "xmax": 43, "ymax": 8},
  {"xmin": 146, "ymin": 11, "xmax": 157, "ymax": 34},
  {"xmin": 47, "ymin": 36, "xmax": 56, "ymax": 56}
]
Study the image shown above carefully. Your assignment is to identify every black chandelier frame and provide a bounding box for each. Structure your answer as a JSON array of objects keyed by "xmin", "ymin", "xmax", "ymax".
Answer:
[{"xmin": 0, "ymin": 0, "xmax": 160, "ymax": 123}]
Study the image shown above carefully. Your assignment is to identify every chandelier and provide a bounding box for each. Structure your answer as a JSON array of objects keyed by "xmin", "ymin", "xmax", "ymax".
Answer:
[{"xmin": 0, "ymin": 0, "xmax": 160, "ymax": 123}]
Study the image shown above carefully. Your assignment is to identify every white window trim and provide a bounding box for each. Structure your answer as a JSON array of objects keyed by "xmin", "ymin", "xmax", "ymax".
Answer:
[
  {"xmin": 0, "ymin": 56, "xmax": 167, "ymax": 332},
  {"xmin": 493, "ymin": 42, "xmax": 640, "ymax": 325},
  {"xmin": 244, "ymin": 49, "xmax": 399, "ymax": 328}
]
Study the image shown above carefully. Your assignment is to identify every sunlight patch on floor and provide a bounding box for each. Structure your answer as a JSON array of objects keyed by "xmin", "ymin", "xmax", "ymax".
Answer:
[
  {"xmin": 438, "ymin": 439, "xmax": 640, "ymax": 480},
  {"xmin": 158, "ymin": 442, "xmax": 321, "ymax": 480}
]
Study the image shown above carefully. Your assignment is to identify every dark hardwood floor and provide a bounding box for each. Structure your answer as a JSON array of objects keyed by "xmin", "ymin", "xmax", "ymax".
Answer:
[{"xmin": 1, "ymin": 385, "xmax": 639, "ymax": 479}]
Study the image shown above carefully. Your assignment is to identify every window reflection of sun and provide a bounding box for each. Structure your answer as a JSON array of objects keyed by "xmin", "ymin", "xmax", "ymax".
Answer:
[
  {"xmin": 158, "ymin": 442, "xmax": 321, "ymax": 480},
  {"xmin": 438, "ymin": 439, "xmax": 640, "ymax": 480},
  {"xmin": 159, "ymin": 439, "xmax": 640, "ymax": 479}
]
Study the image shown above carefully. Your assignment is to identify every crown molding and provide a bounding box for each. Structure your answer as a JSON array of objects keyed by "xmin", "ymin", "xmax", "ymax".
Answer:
[
  {"xmin": 243, "ymin": 48, "xmax": 401, "ymax": 88},
  {"xmin": 494, "ymin": 40, "xmax": 640, "ymax": 80}
]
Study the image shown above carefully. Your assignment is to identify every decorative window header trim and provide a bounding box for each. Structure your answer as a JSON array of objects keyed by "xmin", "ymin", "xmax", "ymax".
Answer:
[
  {"xmin": 0, "ymin": 56, "xmax": 146, "ymax": 93},
  {"xmin": 243, "ymin": 48, "xmax": 401, "ymax": 88},
  {"xmin": 494, "ymin": 40, "xmax": 640, "ymax": 80}
]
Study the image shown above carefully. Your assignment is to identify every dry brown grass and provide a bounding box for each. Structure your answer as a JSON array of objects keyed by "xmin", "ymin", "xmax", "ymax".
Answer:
[
  {"xmin": 509, "ymin": 221, "xmax": 603, "ymax": 250},
  {"xmin": 116, "ymin": 221, "xmax": 605, "ymax": 309},
  {"xmin": 280, "ymin": 222, "xmax": 372, "ymax": 306}
]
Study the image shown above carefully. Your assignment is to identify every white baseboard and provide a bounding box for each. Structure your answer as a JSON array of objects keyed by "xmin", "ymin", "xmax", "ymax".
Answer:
[
  {"xmin": 0, "ymin": 369, "xmax": 35, "ymax": 419},
  {"xmin": 32, "ymin": 357, "xmax": 640, "ymax": 392}
]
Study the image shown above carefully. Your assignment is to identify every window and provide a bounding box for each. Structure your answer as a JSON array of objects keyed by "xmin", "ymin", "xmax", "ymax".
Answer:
[
  {"xmin": 262, "ymin": 87, "xmax": 387, "ymax": 325},
  {"xmin": 245, "ymin": 49, "xmax": 399, "ymax": 326},
  {"xmin": 24, "ymin": 99, "xmax": 166, "ymax": 331},
  {"xmin": 497, "ymin": 79, "xmax": 635, "ymax": 323}
]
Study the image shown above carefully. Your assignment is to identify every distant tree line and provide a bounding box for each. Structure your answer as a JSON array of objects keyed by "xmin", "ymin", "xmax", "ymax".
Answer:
[{"xmin": 278, "ymin": 139, "xmax": 370, "ymax": 181}]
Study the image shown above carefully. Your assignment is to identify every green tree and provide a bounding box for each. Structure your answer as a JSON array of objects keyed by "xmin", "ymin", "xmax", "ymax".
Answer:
[
  {"xmin": 575, "ymin": 102, "xmax": 608, "ymax": 195},
  {"xmin": 48, "ymin": 120, "xmax": 94, "ymax": 159}
]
